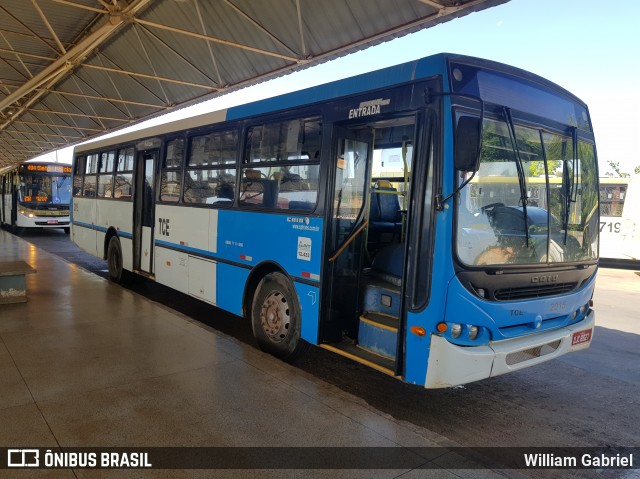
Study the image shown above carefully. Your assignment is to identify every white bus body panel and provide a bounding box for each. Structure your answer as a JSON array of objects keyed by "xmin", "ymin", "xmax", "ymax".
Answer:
[
  {"xmin": 188, "ymin": 256, "xmax": 217, "ymax": 304},
  {"xmin": 599, "ymin": 178, "xmax": 628, "ymax": 259},
  {"xmin": 599, "ymin": 214, "xmax": 625, "ymax": 259},
  {"xmin": 73, "ymin": 198, "xmax": 134, "ymax": 264},
  {"xmin": 95, "ymin": 200, "xmax": 133, "ymax": 232},
  {"xmin": 72, "ymin": 197, "xmax": 98, "ymax": 256},
  {"xmin": 155, "ymin": 247, "xmax": 189, "ymax": 294},
  {"xmin": 424, "ymin": 310, "xmax": 595, "ymax": 388},
  {"xmin": 97, "ymin": 200, "xmax": 134, "ymax": 269},
  {"xmin": 621, "ymin": 176, "xmax": 640, "ymax": 260},
  {"xmin": 154, "ymin": 204, "xmax": 219, "ymax": 304},
  {"xmin": 120, "ymin": 236, "xmax": 134, "ymax": 272},
  {"xmin": 154, "ymin": 204, "xmax": 217, "ymax": 253}
]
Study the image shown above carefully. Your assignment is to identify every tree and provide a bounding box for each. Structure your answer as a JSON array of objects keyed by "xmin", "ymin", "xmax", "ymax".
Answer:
[{"xmin": 607, "ymin": 160, "xmax": 630, "ymax": 178}]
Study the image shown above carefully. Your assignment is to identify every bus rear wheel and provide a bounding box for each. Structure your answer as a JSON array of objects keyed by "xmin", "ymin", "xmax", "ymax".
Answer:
[
  {"xmin": 251, "ymin": 272, "xmax": 308, "ymax": 361},
  {"xmin": 107, "ymin": 236, "xmax": 132, "ymax": 285}
]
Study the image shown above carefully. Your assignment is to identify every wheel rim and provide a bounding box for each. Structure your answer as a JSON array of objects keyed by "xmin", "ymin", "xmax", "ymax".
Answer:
[{"xmin": 259, "ymin": 291, "xmax": 291, "ymax": 343}]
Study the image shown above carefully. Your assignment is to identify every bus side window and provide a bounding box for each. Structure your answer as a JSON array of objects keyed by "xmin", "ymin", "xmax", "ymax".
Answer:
[
  {"xmin": 160, "ymin": 138, "xmax": 184, "ymax": 202},
  {"xmin": 184, "ymin": 129, "xmax": 237, "ymax": 206},
  {"xmin": 83, "ymin": 153, "xmax": 98, "ymax": 197},
  {"xmin": 73, "ymin": 156, "xmax": 85, "ymax": 197},
  {"xmin": 98, "ymin": 150, "xmax": 115, "ymax": 198},
  {"xmin": 114, "ymin": 147, "xmax": 134, "ymax": 200},
  {"xmin": 240, "ymin": 117, "xmax": 321, "ymax": 210}
]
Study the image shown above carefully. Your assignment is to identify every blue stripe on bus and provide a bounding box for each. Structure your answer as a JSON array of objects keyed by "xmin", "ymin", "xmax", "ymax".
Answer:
[
  {"xmin": 72, "ymin": 221, "xmax": 108, "ymax": 233},
  {"xmin": 73, "ymin": 220, "xmax": 133, "ymax": 238},
  {"xmin": 154, "ymin": 238, "xmax": 320, "ymax": 286},
  {"xmin": 155, "ymin": 239, "xmax": 215, "ymax": 261},
  {"xmin": 226, "ymin": 59, "xmax": 437, "ymax": 121}
]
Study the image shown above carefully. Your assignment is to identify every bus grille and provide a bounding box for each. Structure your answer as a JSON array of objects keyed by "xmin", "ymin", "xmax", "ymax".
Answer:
[
  {"xmin": 506, "ymin": 340, "xmax": 561, "ymax": 366},
  {"xmin": 494, "ymin": 282, "xmax": 577, "ymax": 301}
]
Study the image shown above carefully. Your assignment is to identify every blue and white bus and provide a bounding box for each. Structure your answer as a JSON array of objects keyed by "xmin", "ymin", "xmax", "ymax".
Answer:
[
  {"xmin": 71, "ymin": 53, "xmax": 598, "ymax": 388},
  {"xmin": 1, "ymin": 161, "xmax": 72, "ymax": 232}
]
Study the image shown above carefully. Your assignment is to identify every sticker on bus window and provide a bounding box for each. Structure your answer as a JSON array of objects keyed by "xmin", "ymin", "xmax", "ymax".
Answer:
[{"xmin": 297, "ymin": 237, "xmax": 312, "ymax": 261}]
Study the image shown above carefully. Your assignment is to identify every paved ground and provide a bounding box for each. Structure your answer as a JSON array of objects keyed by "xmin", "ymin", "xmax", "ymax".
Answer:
[
  {"xmin": 8, "ymin": 227, "xmax": 640, "ymax": 479},
  {"xmin": 2, "ymin": 228, "xmax": 523, "ymax": 479}
]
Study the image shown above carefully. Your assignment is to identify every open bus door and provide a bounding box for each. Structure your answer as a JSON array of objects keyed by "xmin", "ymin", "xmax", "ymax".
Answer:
[
  {"xmin": 321, "ymin": 115, "xmax": 417, "ymax": 376},
  {"xmin": 133, "ymin": 150, "xmax": 158, "ymax": 275},
  {"xmin": 322, "ymin": 125, "xmax": 373, "ymax": 345}
]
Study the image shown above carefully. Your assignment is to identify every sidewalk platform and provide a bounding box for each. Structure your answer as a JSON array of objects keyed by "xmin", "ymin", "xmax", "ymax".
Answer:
[{"xmin": 0, "ymin": 229, "xmax": 509, "ymax": 478}]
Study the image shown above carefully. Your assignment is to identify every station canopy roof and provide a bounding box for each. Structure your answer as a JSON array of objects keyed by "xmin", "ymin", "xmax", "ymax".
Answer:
[{"xmin": 0, "ymin": 0, "xmax": 508, "ymax": 168}]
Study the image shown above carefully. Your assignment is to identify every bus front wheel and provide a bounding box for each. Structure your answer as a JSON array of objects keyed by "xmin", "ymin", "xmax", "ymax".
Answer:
[
  {"xmin": 251, "ymin": 272, "xmax": 308, "ymax": 361},
  {"xmin": 107, "ymin": 236, "xmax": 132, "ymax": 285}
]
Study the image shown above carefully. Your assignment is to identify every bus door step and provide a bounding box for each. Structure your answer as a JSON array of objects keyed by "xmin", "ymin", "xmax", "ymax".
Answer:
[
  {"xmin": 361, "ymin": 279, "xmax": 401, "ymax": 317},
  {"xmin": 357, "ymin": 311, "xmax": 398, "ymax": 360}
]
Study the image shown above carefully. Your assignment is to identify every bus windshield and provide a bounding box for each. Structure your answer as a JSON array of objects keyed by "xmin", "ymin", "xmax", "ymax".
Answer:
[
  {"xmin": 456, "ymin": 116, "xmax": 599, "ymax": 266},
  {"xmin": 19, "ymin": 173, "xmax": 72, "ymax": 205}
]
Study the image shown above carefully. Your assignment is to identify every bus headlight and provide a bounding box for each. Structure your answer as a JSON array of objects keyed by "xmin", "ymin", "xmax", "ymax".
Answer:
[
  {"xmin": 468, "ymin": 325, "xmax": 479, "ymax": 340},
  {"xmin": 450, "ymin": 323, "xmax": 462, "ymax": 338}
]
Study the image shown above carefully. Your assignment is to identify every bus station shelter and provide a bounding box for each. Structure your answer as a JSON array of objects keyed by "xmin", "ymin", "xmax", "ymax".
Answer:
[
  {"xmin": 0, "ymin": 0, "xmax": 516, "ymax": 474},
  {"xmin": 0, "ymin": 0, "xmax": 507, "ymax": 168}
]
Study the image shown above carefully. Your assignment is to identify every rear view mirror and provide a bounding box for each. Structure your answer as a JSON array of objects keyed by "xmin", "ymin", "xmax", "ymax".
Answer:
[{"xmin": 455, "ymin": 116, "xmax": 482, "ymax": 172}]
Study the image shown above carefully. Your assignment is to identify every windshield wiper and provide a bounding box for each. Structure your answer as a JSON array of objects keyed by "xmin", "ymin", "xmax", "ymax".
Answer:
[
  {"xmin": 502, "ymin": 107, "xmax": 530, "ymax": 245},
  {"xmin": 562, "ymin": 127, "xmax": 579, "ymax": 245}
]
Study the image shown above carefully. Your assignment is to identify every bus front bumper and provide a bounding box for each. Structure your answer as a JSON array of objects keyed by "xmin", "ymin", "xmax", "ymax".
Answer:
[
  {"xmin": 424, "ymin": 310, "xmax": 596, "ymax": 389},
  {"xmin": 17, "ymin": 211, "xmax": 69, "ymax": 229}
]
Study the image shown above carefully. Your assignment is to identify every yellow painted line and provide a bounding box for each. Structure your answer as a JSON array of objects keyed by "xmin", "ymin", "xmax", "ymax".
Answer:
[
  {"xmin": 319, "ymin": 344, "xmax": 398, "ymax": 378},
  {"xmin": 363, "ymin": 310, "xmax": 397, "ymax": 320},
  {"xmin": 359, "ymin": 315, "xmax": 398, "ymax": 332},
  {"xmin": 355, "ymin": 344, "xmax": 395, "ymax": 362}
]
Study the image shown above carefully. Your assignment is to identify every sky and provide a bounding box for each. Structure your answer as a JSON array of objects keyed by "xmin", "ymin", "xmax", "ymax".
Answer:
[{"xmin": 36, "ymin": 0, "xmax": 640, "ymax": 176}]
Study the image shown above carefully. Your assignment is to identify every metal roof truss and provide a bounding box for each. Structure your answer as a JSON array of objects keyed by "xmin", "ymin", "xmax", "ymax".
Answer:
[{"xmin": 0, "ymin": 0, "xmax": 507, "ymax": 168}]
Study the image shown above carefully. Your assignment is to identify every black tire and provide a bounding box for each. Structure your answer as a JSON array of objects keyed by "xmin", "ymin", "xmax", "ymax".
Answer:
[
  {"xmin": 107, "ymin": 236, "xmax": 132, "ymax": 285},
  {"xmin": 251, "ymin": 272, "xmax": 308, "ymax": 361},
  {"xmin": 63, "ymin": 227, "xmax": 70, "ymax": 234}
]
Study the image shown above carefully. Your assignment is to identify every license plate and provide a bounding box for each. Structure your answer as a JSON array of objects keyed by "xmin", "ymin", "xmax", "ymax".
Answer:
[
  {"xmin": 47, "ymin": 219, "xmax": 59, "ymax": 224},
  {"xmin": 572, "ymin": 328, "xmax": 592, "ymax": 346}
]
